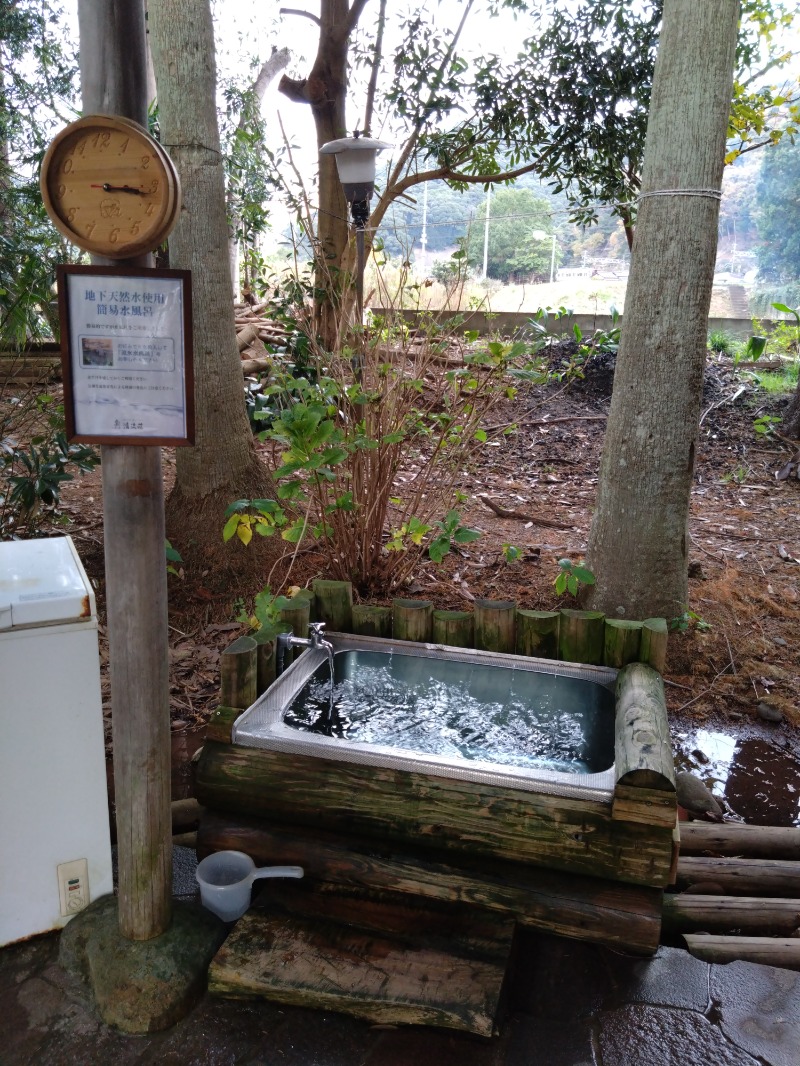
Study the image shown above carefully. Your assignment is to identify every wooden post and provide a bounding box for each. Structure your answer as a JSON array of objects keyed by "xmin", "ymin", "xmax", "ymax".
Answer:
[
  {"xmin": 640, "ymin": 617, "xmax": 669, "ymax": 673},
  {"xmin": 603, "ymin": 619, "xmax": 643, "ymax": 668},
  {"xmin": 558, "ymin": 609, "xmax": 605, "ymax": 664},
  {"xmin": 78, "ymin": 0, "xmax": 171, "ymax": 941},
  {"xmin": 219, "ymin": 635, "xmax": 258, "ymax": 709},
  {"xmin": 352, "ymin": 604, "xmax": 393, "ymax": 638},
  {"xmin": 474, "ymin": 599, "xmax": 516, "ymax": 653},
  {"xmin": 392, "ymin": 599, "xmax": 433, "ymax": 642},
  {"xmin": 312, "ymin": 579, "xmax": 353, "ymax": 632},
  {"xmin": 516, "ymin": 610, "xmax": 560, "ymax": 660},
  {"xmin": 432, "ymin": 610, "xmax": 475, "ymax": 648},
  {"xmin": 614, "ymin": 663, "xmax": 675, "ymax": 791},
  {"xmin": 252, "ymin": 626, "xmax": 290, "ymax": 695}
]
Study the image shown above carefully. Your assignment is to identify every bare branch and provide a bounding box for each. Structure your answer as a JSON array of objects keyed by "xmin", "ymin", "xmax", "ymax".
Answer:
[
  {"xmin": 279, "ymin": 7, "xmax": 321, "ymax": 27},
  {"xmin": 362, "ymin": 0, "xmax": 387, "ymax": 135},
  {"xmin": 344, "ymin": 0, "xmax": 372, "ymax": 39}
]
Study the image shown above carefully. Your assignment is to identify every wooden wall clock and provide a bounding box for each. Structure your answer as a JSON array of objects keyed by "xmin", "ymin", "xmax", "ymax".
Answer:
[{"xmin": 40, "ymin": 114, "xmax": 181, "ymax": 259}]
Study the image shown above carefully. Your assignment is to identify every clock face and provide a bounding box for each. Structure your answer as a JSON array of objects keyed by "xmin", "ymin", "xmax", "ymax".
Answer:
[{"xmin": 40, "ymin": 115, "xmax": 180, "ymax": 259}]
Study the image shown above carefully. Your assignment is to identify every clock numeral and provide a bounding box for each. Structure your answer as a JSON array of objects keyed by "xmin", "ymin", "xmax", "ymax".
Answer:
[
  {"xmin": 62, "ymin": 158, "xmax": 73, "ymax": 174},
  {"xmin": 57, "ymin": 183, "xmax": 66, "ymax": 198},
  {"xmin": 148, "ymin": 179, "xmax": 160, "ymax": 194},
  {"xmin": 85, "ymin": 222, "xmax": 96, "ymax": 238},
  {"xmin": 141, "ymin": 154, "xmax": 150, "ymax": 170},
  {"xmin": 92, "ymin": 131, "xmax": 111, "ymax": 149},
  {"xmin": 75, "ymin": 138, "xmax": 87, "ymax": 156},
  {"xmin": 145, "ymin": 202, "xmax": 155, "ymax": 216},
  {"xmin": 118, "ymin": 137, "xmax": 130, "ymax": 155},
  {"xmin": 130, "ymin": 221, "xmax": 141, "ymax": 236},
  {"xmin": 109, "ymin": 226, "xmax": 120, "ymax": 244},
  {"xmin": 66, "ymin": 207, "xmax": 77, "ymax": 222}
]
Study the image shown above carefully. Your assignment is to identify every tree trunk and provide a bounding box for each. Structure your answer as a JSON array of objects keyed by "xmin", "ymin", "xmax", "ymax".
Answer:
[
  {"xmin": 227, "ymin": 48, "xmax": 290, "ymax": 296},
  {"xmin": 278, "ymin": 0, "xmax": 364, "ymax": 348},
  {"xmin": 583, "ymin": 0, "xmax": 740, "ymax": 620},
  {"xmin": 781, "ymin": 380, "xmax": 800, "ymax": 439},
  {"xmin": 147, "ymin": 0, "xmax": 270, "ymax": 501}
]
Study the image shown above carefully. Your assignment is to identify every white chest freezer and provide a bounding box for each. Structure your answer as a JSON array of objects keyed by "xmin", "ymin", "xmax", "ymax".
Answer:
[{"xmin": 0, "ymin": 536, "xmax": 113, "ymax": 946}]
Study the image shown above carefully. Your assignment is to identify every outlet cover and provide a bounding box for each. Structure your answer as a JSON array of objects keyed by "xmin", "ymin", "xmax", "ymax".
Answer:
[{"xmin": 57, "ymin": 858, "xmax": 89, "ymax": 917}]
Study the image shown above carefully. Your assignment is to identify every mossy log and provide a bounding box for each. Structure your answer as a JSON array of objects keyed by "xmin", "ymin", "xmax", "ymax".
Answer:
[
  {"xmin": 516, "ymin": 610, "xmax": 560, "ymax": 659},
  {"xmin": 198, "ymin": 811, "xmax": 662, "ymax": 954},
  {"xmin": 431, "ymin": 610, "xmax": 474, "ymax": 648},
  {"xmin": 679, "ymin": 822, "xmax": 800, "ymax": 859},
  {"xmin": 279, "ymin": 595, "xmax": 312, "ymax": 643},
  {"xmin": 312, "ymin": 579, "xmax": 353, "ymax": 632},
  {"xmin": 392, "ymin": 599, "xmax": 433, "ymax": 643},
  {"xmin": 196, "ymin": 740, "xmax": 675, "ymax": 887},
  {"xmin": 205, "ymin": 706, "xmax": 243, "ymax": 744},
  {"xmin": 558, "ymin": 609, "xmax": 605, "ymax": 664},
  {"xmin": 603, "ymin": 619, "xmax": 643, "ymax": 669},
  {"xmin": 662, "ymin": 893, "xmax": 800, "ymax": 936},
  {"xmin": 352, "ymin": 604, "xmax": 393, "ymax": 639},
  {"xmin": 251, "ymin": 625, "xmax": 290, "ymax": 695},
  {"xmin": 614, "ymin": 663, "xmax": 676, "ymax": 792},
  {"xmin": 219, "ymin": 635, "xmax": 258, "ymax": 709},
  {"xmin": 640, "ymin": 617, "xmax": 669, "ymax": 673},
  {"xmin": 474, "ymin": 599, "xmax": 516, "ymax": 653}
]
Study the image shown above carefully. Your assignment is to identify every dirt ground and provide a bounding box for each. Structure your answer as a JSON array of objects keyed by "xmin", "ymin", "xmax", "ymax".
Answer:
[{"xmin": 14, "ymin": 346, "xmax": 800, "ymax": 798}]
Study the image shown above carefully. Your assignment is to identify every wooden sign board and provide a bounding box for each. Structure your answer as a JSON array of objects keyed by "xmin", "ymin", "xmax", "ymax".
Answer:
[{"xmin": 57, "ymin": 264, "xmax": 195, "ymax": 446}]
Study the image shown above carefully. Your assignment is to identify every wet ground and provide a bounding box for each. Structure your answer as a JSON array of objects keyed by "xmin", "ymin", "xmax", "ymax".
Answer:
[{"xmin": 2, "ymin": 853, "xmax": 798, "ymax": 1066}]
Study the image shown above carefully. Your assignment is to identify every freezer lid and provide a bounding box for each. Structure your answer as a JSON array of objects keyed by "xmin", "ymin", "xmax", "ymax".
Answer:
[{"xmin": 0, "ymin": 536, "xmax": 96, "ymax": 629}]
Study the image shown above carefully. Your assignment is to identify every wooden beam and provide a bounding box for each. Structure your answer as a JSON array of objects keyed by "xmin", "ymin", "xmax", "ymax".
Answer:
[
  {"xmin": 683, "ymin": 934, "xmax": 800, "ymax": 971},
  {"xmin": 614, "ymin": 663, "xmax": 675, "ymax": 791},
  {"xmin": 663, "ymin": 894, "xmax": 800, "ymax": 935},
  {"xmin": 677, "ymin": 856, "xmax": 800, "ymax": 897}
]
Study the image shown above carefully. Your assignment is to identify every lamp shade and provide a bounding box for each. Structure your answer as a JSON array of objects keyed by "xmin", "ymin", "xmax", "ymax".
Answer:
[{"xmin": 320, "ymin": 135, "xmax": 392, "ymax": 204}]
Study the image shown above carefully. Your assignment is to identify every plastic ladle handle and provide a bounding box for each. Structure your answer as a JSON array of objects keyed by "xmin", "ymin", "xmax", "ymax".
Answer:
[{"xmin": 250, "ymin": 865, "xmax": 304, "ymax": 883}]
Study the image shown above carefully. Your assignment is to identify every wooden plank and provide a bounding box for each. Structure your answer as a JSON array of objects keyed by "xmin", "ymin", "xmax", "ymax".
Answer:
[
  {"xmin": 198, "ymin": 811, "xmax": 663, "ymax": 954},
  {"xmin": 663, "ymin": 894, "xmax": 800, "ymax": 935},
  {"xmin": 612, "ymin": 783, "xmax": 677, "ymax": 827},
  {"xmin": 208, "ymin": 896, "xmax": 514, "ymax": 1035},
  {"xmin": 683, "ymin": 934, "xmax": 800, "ymax": 971},
  {"xmin": 614, "ymin": 663, "xmax": 675, "ymax": 790},
  {"xmin": 679, "ymin": 822, "xmax": 800, "ymax": 859},
  {"xmin": 196, "ymin": 741, "xmax": 675, "ymax": 887},
  {"xmin": 677, "ymin": 856, "xmax": 800, "ymax": 896}
]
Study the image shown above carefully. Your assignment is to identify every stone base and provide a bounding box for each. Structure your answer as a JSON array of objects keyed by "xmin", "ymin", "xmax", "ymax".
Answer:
[{"xmin": 59, "ymin": 894, "xmax": 226, "ymax": 1033}]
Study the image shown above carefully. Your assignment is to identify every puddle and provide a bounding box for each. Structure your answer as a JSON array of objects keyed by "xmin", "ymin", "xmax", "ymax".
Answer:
[{"xmin": 672, "ymin": 718, "xmax": 800, "ymax": 826}]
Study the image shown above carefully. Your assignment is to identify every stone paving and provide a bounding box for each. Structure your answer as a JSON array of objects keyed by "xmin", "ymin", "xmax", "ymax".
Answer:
[{"xmin": 1, "ymin": 850, "xmax": 797, "ymax": 1066}]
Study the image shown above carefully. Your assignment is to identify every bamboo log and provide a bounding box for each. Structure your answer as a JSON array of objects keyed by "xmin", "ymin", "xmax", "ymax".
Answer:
[
  {"xmin": 679, "ymin": 822, "xmax": 800, "ymax": 859},
  {"xmin": 663, "ymin": 894, "xmax": 800, "ymax": 935},
  {"xmin": 219, "ymin": 635, "xmax": 258, "ymax": 709},
  {"xmin": 677, "ymin": 856, "xmax": 800, "ymax": 896},
  {"xmin": 312, "ymin": 580, "xmax": 353, "ymax": 632},
  {"xmin": 392, "ymin": 598, "xmax": 433, "ymax": 643},
  {"xmin": 432, "ymin": 610, "xmax": 475, "ymax": 648},
  {"xmin": 196, "ymin": 740, "xmax": 675, "ymax": 887},
  {"xmin": 352, "ymin": 604, "xmax": 393, "ymax": 639},
  {"xmin": 515, "ymin": 610, "xmax": 560, "ymax": 660},
  {"xmin": 198, "ymin": 811, "xmax": 662, "ymax": 954},
  {"xmin": 558, "ymin": 609, "xmax": 605, "ymax": 664},
  {"xmin": 614, "ymin": 663, "xmax": 675, "ymax": 791},
  {"xmin": 683, "ymin": 934, "xmax": 800, "ymax": 971},
  {"xmin": 474, "ymin": 599, "xmax": 516, "ymax": 654},
  {"xmin": 640, "ymin": 617, "xmax": 669, "ymax": 673},
  {"xmin": 603, "ymin": 619, "xmax": 643, "ymax": 669}
]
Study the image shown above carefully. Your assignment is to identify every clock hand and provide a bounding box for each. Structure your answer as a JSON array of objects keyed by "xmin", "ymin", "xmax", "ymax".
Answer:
[{"xmin": 90, "ymin": 183, "xmax": 145, "ymax": 195}]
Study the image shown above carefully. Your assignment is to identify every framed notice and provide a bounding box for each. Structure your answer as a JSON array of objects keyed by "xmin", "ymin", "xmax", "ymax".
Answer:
[{"xmin": 57, "ymin": 264, "xmax": 195, "ymax": 446}]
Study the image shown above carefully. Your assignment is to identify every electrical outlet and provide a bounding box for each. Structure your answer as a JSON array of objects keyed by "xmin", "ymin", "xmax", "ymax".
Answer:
[{"xmin": 57, "ymin": 858, "xmax": 89, "ymax": 917}]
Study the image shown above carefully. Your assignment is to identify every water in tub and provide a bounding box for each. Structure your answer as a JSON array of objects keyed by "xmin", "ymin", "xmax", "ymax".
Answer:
[{"xmin": 283, "ymin": 650, "xmax": 614, "ymax": 774}]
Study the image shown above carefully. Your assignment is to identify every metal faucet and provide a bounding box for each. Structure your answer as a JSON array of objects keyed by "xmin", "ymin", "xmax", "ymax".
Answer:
[{"xmin": 276, "ymin": 622, "xmax": 333, "ymax": 675}]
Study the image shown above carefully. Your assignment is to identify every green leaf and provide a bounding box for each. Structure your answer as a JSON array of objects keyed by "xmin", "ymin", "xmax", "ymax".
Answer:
[
  {"xmin": 428, "ymin": 534, "xmax": 451, "ymax": 563},
  {"xmin": 567, "ymin": 574, "xmax": 578, "ymax": 595},
  {"xmin": 222, "ymin": 514, "xmax": 240, "ymax": 542},
  {"xmin": 571, "ymin": 565, "xmax": 596, "ymax": 585},
  {"xmin": 237, "ymin": 522, "xmax": 253, "ymax": 546},
  {"xmin": 453, "ymin": 525, "xmax": 481, "ymax": 545}
]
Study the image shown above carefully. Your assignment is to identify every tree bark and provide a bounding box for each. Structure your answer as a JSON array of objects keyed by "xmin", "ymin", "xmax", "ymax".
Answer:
[
  {"xmin": 147, "ymin": 0, "xmax": 270, "ymax": 502},
  {"xmin": 584, "ymin": 0, "xmax": 740, "ymax": 620}
]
